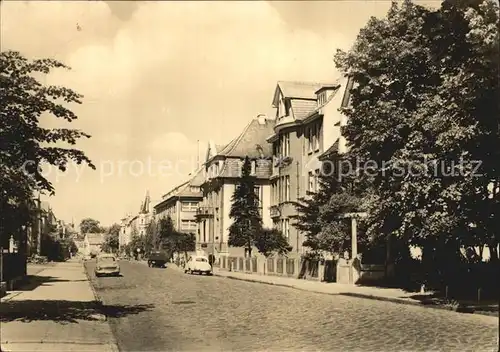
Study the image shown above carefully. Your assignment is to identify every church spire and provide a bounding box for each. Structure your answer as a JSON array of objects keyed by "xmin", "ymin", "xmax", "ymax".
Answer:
[{"xmin": 140, "ymin": 190, "xmax": 150, "ymax": 214}]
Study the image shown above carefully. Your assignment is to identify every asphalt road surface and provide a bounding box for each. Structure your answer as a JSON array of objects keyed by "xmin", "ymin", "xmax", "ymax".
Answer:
[{"xmin": 85, "ymin": 260, "xmax": 498, "ymax": 352}]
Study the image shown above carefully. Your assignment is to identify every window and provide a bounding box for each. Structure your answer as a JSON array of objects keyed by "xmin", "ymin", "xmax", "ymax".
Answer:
[
  {"xmin": 314, "ymin": 169, "xmax": 320, "ymax": 192},
  {"xmin": 283, "ymin": 219, "xmax": 290, "ymax": 240},
  {"xmin": 280, "ymin": 133, "xmax": 290, "ymax": 157},
  {"xmin": 272, "ymin": 180, "xmax": 278, "ymax": 204},
  {"xmin": 307, "ymin": 127, "xmax": 312, "ymax": 153},
  {"xmin": 181, "ymin": 220, "xmax": 197, "ymax": 231},
  {"xmin": 308, "ymin": 171, "xmax": 314, "ymax": 192},
  {"xmin": 279, "ymin": 98, "xmax": 285, "ymax": 118},
  {"xmin": 314, "ymin": 123, "xmax": 320, "ymax": 152},
  {"xmin": 251, "ymin": 160, "xmax": 256, "ymax": 175},
  {"xmin": 318, "ymin": 91, "xmax": 327, "ymax": 106},
  {"xmin": 181, "ymin": 202, "xmax": 198, "ymax": 211},
  {"xmin": 254, "ymin": 186, "xmax": 260, "ymax": 200},
  {"xmin": 306, "ymin": 122, "xmax": 321, "ymax": 154},
  {"xmin": 196, "ymin": 257, "xmax": 208, "ymax": 262},
  {"xmin": 284, "ymin": 175, "xmax": 290, "ymax": 201},
  {"xmin": 254, "ymin": 186, "xmax": 262, "ymax": 213}
]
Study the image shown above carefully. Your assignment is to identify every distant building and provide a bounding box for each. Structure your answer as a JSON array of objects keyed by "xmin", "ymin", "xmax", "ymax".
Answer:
[
  {"xmin": 27, "ymin": 198, "xmax": 58, "ymax": 256},
  {"xmin": 82, "ymin": 232, "xmax": 104, "ymax": 255},
  {"xmin": 196, "ymin": 114, "xmax": 275, "ymax": 260},
  {"xmin": 154, "ymin": 167, "xmax": 204, "ymax": 234},
  {"xmin": 118, "ymin": 191, "xmax": 153, "ymax": 250}
]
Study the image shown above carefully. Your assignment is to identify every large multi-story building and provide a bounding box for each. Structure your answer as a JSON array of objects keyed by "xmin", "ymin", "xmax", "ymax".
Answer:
[
  {"xmin": 154, "ymin": 167, "xmax": 204, "ymax": 234},
  {"xmin": 195, "ymin": 114, "xmax": 275, "ymax": 261},
  {"xmin": 267, "ymin": 77, "xmax": 353, "ymax": 256}
]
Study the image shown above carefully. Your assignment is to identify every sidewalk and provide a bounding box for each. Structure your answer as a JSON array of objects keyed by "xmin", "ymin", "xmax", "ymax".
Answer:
[
  {"xmin": 0, "ymin": 260, "xmax": 119, "ymax": 352},
  {"xmin": 213, "ymin": 269, "xmax": 498, "ymax": 317}
]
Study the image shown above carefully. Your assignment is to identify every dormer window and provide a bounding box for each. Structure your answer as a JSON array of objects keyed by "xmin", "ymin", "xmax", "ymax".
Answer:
[
  {"xmin": 278, "ymin": 96, "xmax": 291, "ymax": 120},
  {"xmin": 318, "ymin": 91, "xmax": 327, "ymax": 106}
]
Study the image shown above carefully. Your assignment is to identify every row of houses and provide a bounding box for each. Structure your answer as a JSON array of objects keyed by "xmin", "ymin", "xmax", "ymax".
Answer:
[
  {"xmin": 118, "ymin": 77, "xmax": 354, "ymax": 267},
  {"xmin": 25, "ymin": 198, "xmax": 75, "ymax": 256}
]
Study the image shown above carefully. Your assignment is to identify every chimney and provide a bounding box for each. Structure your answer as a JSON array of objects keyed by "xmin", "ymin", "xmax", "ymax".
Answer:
[{"xmin": 256, "ymin": 114, "xmax": 267, "ymax": 125}]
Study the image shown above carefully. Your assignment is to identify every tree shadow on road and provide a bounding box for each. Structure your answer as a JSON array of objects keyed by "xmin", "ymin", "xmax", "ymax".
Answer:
[
  {"xmin": 13, "ymin": 275, "xmax": 89, "ymax": 291},
  {"xmin": 0, "ymin": 299, "xmax": 154, "ymax": 324}
]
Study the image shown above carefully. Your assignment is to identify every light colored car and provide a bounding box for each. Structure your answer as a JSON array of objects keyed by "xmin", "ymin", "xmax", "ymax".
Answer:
[
  {"xmin": 185, "ymin": 255, "xmax": 212, "ymax": 275},
  {"xmin": 95, "ymin": 254, "xmax": 120, "ymax": 277}
]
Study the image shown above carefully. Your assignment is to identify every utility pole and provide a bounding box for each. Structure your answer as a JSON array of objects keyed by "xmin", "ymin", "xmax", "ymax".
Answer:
[{"xmin": 197, "ymin": 140, "xmax": 200, "ymax": 169}]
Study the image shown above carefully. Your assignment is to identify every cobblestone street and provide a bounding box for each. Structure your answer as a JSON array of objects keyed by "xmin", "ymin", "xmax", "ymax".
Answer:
[{"xmin": 86, "ymin": 260, "xmax": 498, "ymax": 352}]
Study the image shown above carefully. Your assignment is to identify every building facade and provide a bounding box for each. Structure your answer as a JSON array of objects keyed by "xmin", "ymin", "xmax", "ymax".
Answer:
[
  {"xmin": 118, "ymin": 191, "xmax": 153, "ymax": 249},
  {"xmin": 267, "ymin": 78, "xmax": 352, "ymax": 256},
  {"xmin": 82, "ymin": 232, "xmax": 104, "ymax": 256},
  {"xmin": 154, "ymin": 167, "xmax": 204, "ymax": 234},
  {"xmin": 195, "ymin": 114, "xmax": 275, "ymax": 261}
]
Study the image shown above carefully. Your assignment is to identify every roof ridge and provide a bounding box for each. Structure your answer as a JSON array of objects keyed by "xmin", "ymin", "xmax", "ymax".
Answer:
[
  {"xmin": 278, "ymin": 80, "xmax": 338, "ymax": 86},
  {"xmin": 223, "ymin": 118, "xmax": 255, "ymax": 156}
]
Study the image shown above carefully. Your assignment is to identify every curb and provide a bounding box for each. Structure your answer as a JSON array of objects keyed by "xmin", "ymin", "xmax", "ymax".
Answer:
[
  {"xmin": 215, "ymin": 273, "xmax": 498, "ymax": 317},
  {"xmin": 81, "ymin": 262, "xmax": 121, "ymax": 352},
  {"xmin": 82, "ymin": 262, "xmax": 107, "ymax": 322}
]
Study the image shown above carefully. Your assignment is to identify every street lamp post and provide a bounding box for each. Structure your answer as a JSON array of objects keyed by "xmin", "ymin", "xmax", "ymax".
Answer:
[
  {"xmin": 335, "ymin": 212, "xmax": 368, "ymax": 260},
  {"xmin": 335, "ymin": 212, "xmax": 368, "ymax": 284}
]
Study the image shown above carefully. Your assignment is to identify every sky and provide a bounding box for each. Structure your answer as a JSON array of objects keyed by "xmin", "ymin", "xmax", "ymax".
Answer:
[{"xmin": 1, "ymin": 0, "xmax": 438, "ymax": 227}]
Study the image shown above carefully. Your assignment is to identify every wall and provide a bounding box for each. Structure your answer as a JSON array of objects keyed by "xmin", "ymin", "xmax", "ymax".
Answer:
[
  {"xmin": 222, "ymin": 183, "xmax": 235, "ymax": 247},
  {"xmin": 179, "ymin": 198, "xmax": 201, "ymax": 233},
  {"xmin": 273, "ymin": 126, "xmax": 304, "ymax": 254},
  {"xmin": 321, "ymin": 76, "xmax": 348, "ymax": 151},
  {"xmin": 261, "ymin": 184, "xmax": 272, "ymax": 228}
]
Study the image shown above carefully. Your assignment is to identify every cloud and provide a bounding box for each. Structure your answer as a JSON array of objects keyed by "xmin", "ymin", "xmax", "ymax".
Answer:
[{"xmin": 1, "ymin": 1, "xmax": 368, "ymax": 225}]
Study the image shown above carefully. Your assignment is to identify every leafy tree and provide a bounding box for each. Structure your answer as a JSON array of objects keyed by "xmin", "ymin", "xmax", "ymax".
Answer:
[
  {"xmin": 334, "ymin": 0, "xmax": 499, "ymax": 266},
  {"xmin": 102, "ymin": 224, "xmax": 120, "ymax": 253},
  {"xmin": 79, "ymin": 218, "xmax": 101, "ymax": 234},
  {"xmin": 294, "ymin": 154, "xmax": 369, "ymax": 258},
  {"xmin": 144, "ymin": 218, "xmax": 159, "ymax": 253},
  {"xmin": 228, "ymin": 156, "xmax": 263, "ymax": 257},
  {"xmin": 1, "ymin": 51, "xmax": 94, "ymax": 247},
  {"xmin": 254, "ymin": 228, "xmax": 291, "ymax": 258}
]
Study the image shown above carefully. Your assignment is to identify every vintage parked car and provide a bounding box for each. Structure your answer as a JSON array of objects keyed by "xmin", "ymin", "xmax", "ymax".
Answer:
[
  {"xmin": 148, "ymin": 251, "xmax": 168, "ymax": 268},
  {"xmin": 95, "ymin": 254, "xmax": 120, "ymax": 277},
  {"xmin": 184, "ymin": 255, "xmax": 212, "ymax": 275}
]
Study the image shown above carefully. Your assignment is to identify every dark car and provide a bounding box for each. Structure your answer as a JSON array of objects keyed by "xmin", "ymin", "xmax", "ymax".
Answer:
[{"xmin": 148, "ymin": 251, "xmax": 168, "ymax": 268}]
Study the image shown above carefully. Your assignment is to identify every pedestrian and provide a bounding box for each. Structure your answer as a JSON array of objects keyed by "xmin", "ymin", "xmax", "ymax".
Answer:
[{"xmin": 208, "ymin": 254, "xmax": 215, "ymax": 268}]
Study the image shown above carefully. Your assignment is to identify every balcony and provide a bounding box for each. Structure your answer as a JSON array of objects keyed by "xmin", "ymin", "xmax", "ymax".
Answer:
[
  {"xmin": 270, "ymin": 205, "xmax": 281, "ymax": 219},
  {"xmin": 195, "ymin": 206, "xmax": 213, "ymax": 218}
]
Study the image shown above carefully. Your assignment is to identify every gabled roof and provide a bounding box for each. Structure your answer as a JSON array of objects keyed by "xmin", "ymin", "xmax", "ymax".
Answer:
[
  {"xmin": 272, "ymin": 81, "xmax": 339, "ymax": 107},
  {"xmin": 174, "ymin": 167, "xmax": 205, "ymax": 198},
  {"xmin": 302, "ymin": 85, "xmax": 342, "ymax": 121},
  {"xmin": 86, "ymin": 233, "xmax": 104, "ymax": 245},
  {"xmin": 318, "ymin": 139, "xmax": 340, "ymax": 161},
  {"xmin": 155, "ymin": 167, "xmax": 204, "ymax": 208},
  {"xmin": 216, "ymin": 116, "xmax": 275, "ymax": 159},
  {"xmin": 215, "ymin": 144, "xmax": 226, "ymax": 152},
  {"xmin": 290, "ymin": 100, "xmax": 319, "ymax": 120}
]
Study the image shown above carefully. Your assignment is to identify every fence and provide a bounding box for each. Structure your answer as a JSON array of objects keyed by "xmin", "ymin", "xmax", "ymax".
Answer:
[
  {"xmin": 222, "ymin": 255, "xmax": 309, "ymax": 279},
  {"xmin": 0, "ymin": 252, "xmax": 27, "ymax": 283}
]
